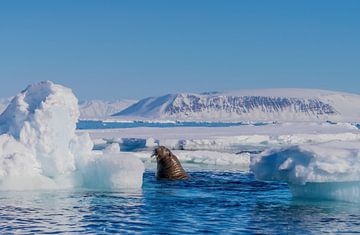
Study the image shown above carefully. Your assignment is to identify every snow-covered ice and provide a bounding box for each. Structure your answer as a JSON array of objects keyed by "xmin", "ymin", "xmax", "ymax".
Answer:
[
  {"xmin": 81, "ymin": 121, "xmax": 360, "ymax": 152},
  {"xmin": 81, "ymin": 119, "xmax": 360, "ymax": 202},
  {"xmin": 4, "ymin": 80, "xmax": 360, "ymax": 203},
  {"xmin": 0, "ymin": 81, "xmax": 144, "ymax": 190},
  {"xmin": 124, "ymin": 150, "xmax": 250, "ymax": 169},
  {"xmin": 251, "ymin": 141, "xmax": 360, "ymax": 202}
]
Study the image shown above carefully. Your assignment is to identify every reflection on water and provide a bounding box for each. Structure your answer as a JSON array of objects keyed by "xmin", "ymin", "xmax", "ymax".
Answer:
[{"xmin": 0, "ymin": 171, "xmax": 360, "ymax": 233}]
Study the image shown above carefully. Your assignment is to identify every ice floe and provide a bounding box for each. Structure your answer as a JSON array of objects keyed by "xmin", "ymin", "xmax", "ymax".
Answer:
[
  {"xmin": 0, "ymin": 81, "xmax": 144, "ymax": 190},
  {"xmin": 251, "ymin": 141, "xmax": 360, "ymax": 202}
]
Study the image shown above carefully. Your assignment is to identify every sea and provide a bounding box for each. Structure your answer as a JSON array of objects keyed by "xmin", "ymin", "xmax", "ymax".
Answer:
[{"xmin": 1, "ymin": 121, "xmax": 359, "ymax": 234}]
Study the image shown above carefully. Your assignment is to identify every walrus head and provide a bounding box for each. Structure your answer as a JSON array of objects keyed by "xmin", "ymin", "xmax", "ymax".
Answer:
[
  {"xmin": 151, "ymin": 146, "xmax": 190, "ymax": 180},
  {"xmin": 151, "ymin": 146, "xmax": 171, "ymax": 160}
]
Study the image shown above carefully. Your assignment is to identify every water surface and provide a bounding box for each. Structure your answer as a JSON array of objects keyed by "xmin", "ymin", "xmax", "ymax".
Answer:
[{"xmin": 1, "ymin": 171, "xmax": 359, "ymax": 234}]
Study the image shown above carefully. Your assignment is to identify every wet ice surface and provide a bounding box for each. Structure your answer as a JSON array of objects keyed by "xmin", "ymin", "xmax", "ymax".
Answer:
[{"xmin": 1, "ymin": 171, "xmax": 360, "ymax": 234}]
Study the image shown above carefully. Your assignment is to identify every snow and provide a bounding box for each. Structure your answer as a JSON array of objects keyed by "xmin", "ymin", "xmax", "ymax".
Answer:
[
  {"xmin": 0, "ymin": 81, "xmax": 144, "ymax": 190},
  {"xmin": 223, "ymin": 88, "xmax": 356, "ymax": 98},
  {"xmin": 112, "ymin": 88, "xmax": 360, "ymax": 122},
  {"xmin": 114, "ymin": 94, "xmax": 177, "ymax": 118},
  {"xmin": 3, "ymin": 81, "xmax": 360, "ymax": 202},
  {"xmin": 79, "ymin": 99, "xmax": 136, "ymax": 119},
  {"xmin": 82, "ymin": 119, "xmax": 360, "ymax": 202},
  {"xmin": 172, "ymin": 150, "xmax": 249, "ymax": 166},
  {"xmin": 0, "ymin": 98, "xmax": 136, "ymax": 120},
  {"xmin": 103, "ymin": 143, "xmax": 121, "ymax": 153},
  {"xmin": 81, "ymin": 122, "xmax": 360, "ymax": 152},
  {"xmin": 250, "ymin": 141, "xmax": 360, "ymax": 202},
  {"xmin": 0, "ymin": 98, "xmax": 11, "ymax": 115},
  {"xmin": 126, "ymin": 150, "xmax": 250, "ymax": 167}
]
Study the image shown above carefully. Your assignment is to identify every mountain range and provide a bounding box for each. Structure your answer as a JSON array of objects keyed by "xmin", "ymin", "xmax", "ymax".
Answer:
[
  {"xmin": 78, "ymin": 100, "xmax": 136, "ymax": 119},
  {"xmin": 113, "ymin": 89, "xmax": 360, "ymax": 122},
  {"xmin": 2, "ymin": 89, "xmax": 360, "ymax": 122},
  {"xmin": 0, "ymin": 98, "xmax": 136, "ymax": 120}
]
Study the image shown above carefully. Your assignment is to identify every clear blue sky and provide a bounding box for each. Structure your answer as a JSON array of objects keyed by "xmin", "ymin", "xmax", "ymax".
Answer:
[{"xmin": 0, "ymin": 0, "xmax": 359, "ymax": 100}]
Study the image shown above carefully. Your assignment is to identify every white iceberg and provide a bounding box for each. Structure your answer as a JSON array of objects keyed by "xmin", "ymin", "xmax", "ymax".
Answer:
[
  {"xmin": 251, "ymin": 141, "xmax": 360, "ymax": 202},
  {"xmin": 0, "ymin": 81, "xmax": 144, "ymax": 190}
]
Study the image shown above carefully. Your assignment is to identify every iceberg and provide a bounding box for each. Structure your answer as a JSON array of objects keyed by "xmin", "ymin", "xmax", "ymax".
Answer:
[
  {"xmin": 251, "ymin": 141, "xmax": 360, "ymax": 202},
  {"xmin": 0, "ymin": 81, "xmax": 144, "ymax": 190}
]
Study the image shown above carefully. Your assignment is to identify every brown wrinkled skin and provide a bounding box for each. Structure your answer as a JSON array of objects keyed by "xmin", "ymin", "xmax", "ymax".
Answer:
[{"xmin": 152, "ymin": 146, "xmax": 190, "ymax": 180}]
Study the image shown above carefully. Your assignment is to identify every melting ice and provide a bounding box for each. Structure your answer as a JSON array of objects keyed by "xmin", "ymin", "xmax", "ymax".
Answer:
[
  {"xmin": 251, "ymin": 141, "xmax": 360, "ymax": 202},
  {"xmin": 0, "ymin": 81, "xmax": 144, "ymax": 190}
]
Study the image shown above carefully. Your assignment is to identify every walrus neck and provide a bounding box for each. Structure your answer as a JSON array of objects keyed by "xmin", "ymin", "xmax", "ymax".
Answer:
[{"xmin": 156, "ymin": 155, "xmax": 189, "ymax": 180}]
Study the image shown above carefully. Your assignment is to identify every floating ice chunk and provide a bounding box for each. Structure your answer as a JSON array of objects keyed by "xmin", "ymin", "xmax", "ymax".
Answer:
[
  {"xmin": 290, "ymin": 181, "xmax": 360, "ymax": 202},
  {"xmin": 173, "ymin": 150, "xmax": 250, "ymax": 167},
  {"xmin": 0, "ymin": 81, "xmax": 144, "ymax": 190},
  {"xmin": 145, "ymin": 137, "xmax": 159, "ymax": 148},
  {"xmin": 103, "ymin": 143, "xmax": 121, "ymax": 153},
  {"xmin": 81, "ymin": 153, "xmax": 144, "ymax": 189},
  {"xmin": 251, "ymin": 141, "xmax": 360, "ymax": 202},
  {"xmin": 251, "ymin": 141, "xmax": 360, "ymax": 184}
]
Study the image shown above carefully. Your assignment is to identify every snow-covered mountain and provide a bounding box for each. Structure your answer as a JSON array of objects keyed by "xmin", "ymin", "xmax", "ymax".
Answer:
[
  {"xmin": 0, "ymin": 98, "xmax": 136, "ymax": 120},
  {"xmin": 0, "ymin": 98, "xmax": 12, "ymax": 115},
  {"xmin": 113, "ymin": 89, "xmax": 360, "ymax": 122},
  {"xmin": 78, "ymin": 100, "xmax": 137, "ymax": 119}
]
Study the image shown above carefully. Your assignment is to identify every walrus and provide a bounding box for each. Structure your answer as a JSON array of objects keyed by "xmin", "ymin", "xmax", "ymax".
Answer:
[{"xmin": 151, "ymin": 146, "xmax": 190, "ymax": 180}]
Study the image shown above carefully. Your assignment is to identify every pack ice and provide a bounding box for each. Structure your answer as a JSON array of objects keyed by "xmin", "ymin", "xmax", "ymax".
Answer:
[{"xmin": 0, "ymin": 81, "xmax": 144, "ymax": 190}]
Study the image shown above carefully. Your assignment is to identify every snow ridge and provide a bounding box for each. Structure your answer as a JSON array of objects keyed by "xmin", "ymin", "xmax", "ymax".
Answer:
[
  {"xmin": 0, "ymin": 98, "xmax": 137, "ymax": 120},
  {"xmin": 79, "ymin": 99, "xmax": 136, "ymax": 119},
  {"xmin": 114, "ymin": 89, "xmax": 360, "ymax": 122}
]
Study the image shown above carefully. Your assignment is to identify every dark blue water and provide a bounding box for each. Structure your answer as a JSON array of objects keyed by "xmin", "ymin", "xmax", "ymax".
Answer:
[
  {"xmin": 1, "ymin": 171, "xmax": 359, "ymax": 234},
  {"xmin": 77, "ymin": 120, "xmax": 271, "ymax": 130}
]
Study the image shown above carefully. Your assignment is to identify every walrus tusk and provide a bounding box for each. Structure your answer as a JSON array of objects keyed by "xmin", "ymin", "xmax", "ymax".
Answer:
[{"xmin": 150, "ymin": 149, "xmax": 157, "ymax": 158}]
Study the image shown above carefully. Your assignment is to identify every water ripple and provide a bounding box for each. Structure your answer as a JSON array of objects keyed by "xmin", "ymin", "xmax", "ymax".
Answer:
[{"xmin": 0, "ymin": 171, "xmax": 359, "ymax": 233}]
